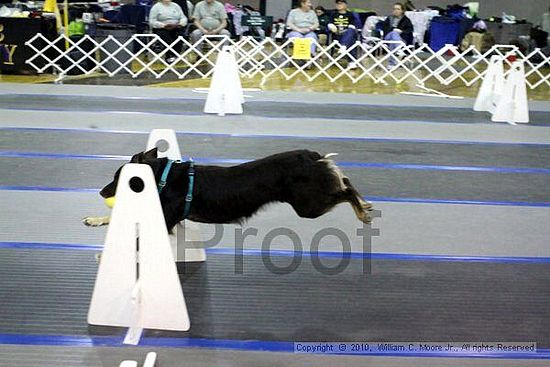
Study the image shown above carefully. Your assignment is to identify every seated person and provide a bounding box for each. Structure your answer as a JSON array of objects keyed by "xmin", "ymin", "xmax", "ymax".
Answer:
[
  {"xmin": 315, "ymin": 5, "xmax": 330, "ymax": 45},
  {"xmin": 380, "ymin": 2, "xmax": 413, "ymax": 66},
  {"xmin": 190, "ymin": 0, "xmax": 231, "ymax": 44},
  {"xmin": 315, "ymin": 6, "xmax": 329, "ymax": 27},
  {"xmin": 381, "ymin": 2, "xmax": 413, "ymax": 45},
  {"xmin": 327, "ymin": 0, "xmax": 361, "ymax": 51},
  {"xmin": 149, "ymin": 0, "xmax": 188, "ymax": 63},
  {"xmin": 286, "ymin": 0, "xmax": 319, "ymax": 56},
  {"xmin": 315, "ymin": 6, "xmax": 330, "ymax": 30}
]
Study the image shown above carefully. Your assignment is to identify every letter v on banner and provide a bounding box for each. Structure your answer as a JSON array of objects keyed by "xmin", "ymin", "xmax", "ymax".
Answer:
[{"xmin": 87, "ymin": 164, "xmax": 190, "ymax": 345}]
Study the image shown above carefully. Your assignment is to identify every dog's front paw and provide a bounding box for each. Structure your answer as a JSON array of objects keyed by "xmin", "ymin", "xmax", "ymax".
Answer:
[
  {"xmin": 360, "ymin": 211, "xmax": 372, "ymax": 224},
  {"xmin": 82, "ymin": 216, "xmax": 109, "ymax": 227},
  {"xmin": 361, "ymin": 201, "xmax": 374, "ymax": 211}
]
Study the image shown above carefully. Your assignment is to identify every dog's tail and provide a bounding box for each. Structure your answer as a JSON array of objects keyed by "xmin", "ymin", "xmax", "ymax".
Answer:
[{"xmin": 323, "ymin": 153, "xmax": 338, "ymax": 159}]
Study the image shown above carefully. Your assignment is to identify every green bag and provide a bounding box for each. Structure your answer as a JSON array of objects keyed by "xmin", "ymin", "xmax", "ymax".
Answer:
[{"xmin": 68, "ymin": 21, "xmax": 85, "ymax": 37}]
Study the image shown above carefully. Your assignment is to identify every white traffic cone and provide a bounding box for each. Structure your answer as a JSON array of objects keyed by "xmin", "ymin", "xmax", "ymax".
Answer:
[
  {"xmin": 146, "ymin": 129, "xmax": 206, "ymax": 263},
  {"xmin": 88, "ymin": 164, "xmax": 190, "ymax": 345},
  {"xmin": 204, "ymin": 46, "xmax": 244, "ymax": 116},
  {"xmin": 474, "ymin": 55, "xmax": 504, "ymax": 114},
  {"xmin": 491, "ymin": 61, "xmax": 529, "ymax": 125}
]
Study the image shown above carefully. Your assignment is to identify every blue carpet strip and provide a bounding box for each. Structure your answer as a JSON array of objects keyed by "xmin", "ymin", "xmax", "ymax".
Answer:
[
  {"xmin": 0, "ymin": 333, "xmax": 549, "ymax": 359},
  {"xmin": 1, "ymin": 241, "xmax": 549, "ymax": 264},
  {"xmin": 2, "ymin": 151, "xmax": 550, "ymax": 175}
]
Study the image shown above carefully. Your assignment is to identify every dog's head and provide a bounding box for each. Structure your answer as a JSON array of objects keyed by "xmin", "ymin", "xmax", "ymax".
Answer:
[{"xmin": 99, "ymin": 148, "xmax": 159, "ymax": 199}]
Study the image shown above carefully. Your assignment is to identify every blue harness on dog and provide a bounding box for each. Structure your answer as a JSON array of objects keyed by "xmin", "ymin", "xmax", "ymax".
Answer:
[{"xmin": 158, "ymin": 158, "xmax": 195, "ymax": 220}]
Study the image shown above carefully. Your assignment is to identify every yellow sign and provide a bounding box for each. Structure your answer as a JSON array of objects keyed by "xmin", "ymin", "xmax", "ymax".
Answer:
[
  {"xmin": 292, "ymin": 38, "xmax": 312, "ymax": 60},
  {"xmin": 0, "ymin": 24, "xmax": 17, "ymax": 65}
]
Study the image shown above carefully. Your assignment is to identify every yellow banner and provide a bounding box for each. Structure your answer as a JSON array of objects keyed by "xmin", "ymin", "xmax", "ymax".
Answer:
[{"xmin": 292, "ymin": 38, "xmax": 312, "ymax": 60}]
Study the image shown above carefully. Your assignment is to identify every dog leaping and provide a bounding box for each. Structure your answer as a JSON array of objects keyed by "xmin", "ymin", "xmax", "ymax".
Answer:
[{"xmin": 83, "ymin": 149, "xmax": 374, "ymax": 230}]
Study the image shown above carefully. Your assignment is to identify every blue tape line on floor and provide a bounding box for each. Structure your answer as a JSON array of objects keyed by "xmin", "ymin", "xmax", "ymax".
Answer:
[
  {"xmin": 2, "ymin": 242, "xmax": 550, "ymax": 264},
  {"xmin": 2, "ymin": 151, "xmax": 549, "ymax": 175},
  {"xmin": 0, "ymin": 185, "xmax": 99, "ymax": 193},
  {"xmin": 0, "ymin": 333, "xmax": 549, "ymax": 359}
]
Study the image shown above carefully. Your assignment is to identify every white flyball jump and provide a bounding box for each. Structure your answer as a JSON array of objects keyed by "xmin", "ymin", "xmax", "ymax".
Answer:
[
  {"xmin": 474, "ymin": 55, "xmax": 504, "ymax": 114},
  {"xmin": 474, "ymin": 56, "xmax": 529, "ymax": 125},
  {"xmin": 146, "ymin": 129, "xmax": 206, "ymax": 263},
  {"xmin": 204, "ymin": 45, "xmax": 245, "ymax": 116},
  {"xmin": 491, "ymin": 61, "xmax": 529, "ymax": 125},
  {"xmin": 87, "ymin": 163, "xmax": 190, "ymax": 345},
  {"xmin": 88, "ymin": 129, "xmax": 209, "ymax": 345}
]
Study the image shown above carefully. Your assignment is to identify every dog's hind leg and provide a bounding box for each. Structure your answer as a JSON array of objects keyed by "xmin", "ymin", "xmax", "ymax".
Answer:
[
  {"xmin": 340, "ymin": 188, "xmax": 372, "ymax": 224},
  {"xmin": 319, "ymin": 157, "xmax": 373, "ymax": 215},
  {"xmin": 290, "ymin": 189, "xmax": 372, "ymax": 224},
  {"xmin": 343, "ymin": 177, "xmax": 373, "ymax": 212}
]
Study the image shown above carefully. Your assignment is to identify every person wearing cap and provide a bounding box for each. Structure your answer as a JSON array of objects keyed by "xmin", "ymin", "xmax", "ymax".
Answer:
[
  {"xmin": 327, "ymin": 0, "xmax": 362, "ymax": 68},
  {"xmin": 286, "ymin": 0, "xmax": 319, "ymax": 55}
]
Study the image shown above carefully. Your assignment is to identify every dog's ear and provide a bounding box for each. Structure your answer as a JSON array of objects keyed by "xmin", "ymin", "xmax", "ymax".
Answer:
[
  {"xmin": 130, "ymin": 152, "xmax": 145, "ymax": 163},
  {"xmin": 143, "ymin": 148, "xmax": 158, "ymax": 160},
  {"xmin": 129, "ymin": 148, "xmax": 158, "ymax": 164}
]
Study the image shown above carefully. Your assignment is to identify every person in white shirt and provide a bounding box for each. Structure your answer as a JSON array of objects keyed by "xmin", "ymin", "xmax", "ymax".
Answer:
[
  {"xmin": 149, "ymin": 0, "xmax": 188, "ymax": 63},
  {"xmin": 190, "ymin": 0, "xmax": 230, "ymax": 44}
]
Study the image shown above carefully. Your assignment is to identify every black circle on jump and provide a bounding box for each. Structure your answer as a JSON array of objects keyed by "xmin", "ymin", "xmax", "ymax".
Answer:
[
  {"xmin": 129, "ymin": 177, "xmax": 145, "ymax": 193},
  {"xmin": 155, "ymin": 139, "xmax": 170, "ymax": 153}
]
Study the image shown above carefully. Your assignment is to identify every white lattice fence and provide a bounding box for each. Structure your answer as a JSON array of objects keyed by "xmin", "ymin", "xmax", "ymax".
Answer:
[{"xmin": 25, "ymin": 33, "xmax": 550, "ymax": 89}]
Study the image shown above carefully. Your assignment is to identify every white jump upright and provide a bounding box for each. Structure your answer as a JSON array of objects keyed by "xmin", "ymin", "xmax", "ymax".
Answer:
[
  {"xmin": 474, "ymin": 57, "xmax": 529, "ymax": 125},
  {"xmin": 474, "ymin": 55, "xmax": 504, "ymax": 114},
  {"xmin": 146, "ymin": 129, "xmax": 206, "ymax": 263},
  {"xmin": 491, "ymin": 61, "xmax": 529, "ymax": 125},
  {"xmin": 88, "ymin": 164, "xmax": 190, "ymax": 345},
  {"xmin": 204, "ymin": 45, "xmax": 245, "ymax": 116},
  {"xmin": 120, "ymin": 352, "xmax": 157, "ymax": 367}
]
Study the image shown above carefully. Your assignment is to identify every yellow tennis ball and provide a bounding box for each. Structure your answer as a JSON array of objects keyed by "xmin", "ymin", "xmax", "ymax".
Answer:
[{"xmin": 104, "ymin": 196, "xmax": 116, "ymax": 208}]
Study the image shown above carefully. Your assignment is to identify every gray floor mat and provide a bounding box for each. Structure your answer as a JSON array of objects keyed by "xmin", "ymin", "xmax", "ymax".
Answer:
[
  {"xmin": 1, "ymin": 157, "xmax": 549, "ymax": 203},
  {"xmin": 0, "ymin": 248, "xmax": 549, "ymax": 347},
  {"xmin": 1, "ymin": 130, "xmax": 550, "ymax": 169},
  {"xmin": 1, "ymin": 94, "xmax": 549, "ymax": 125}
]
